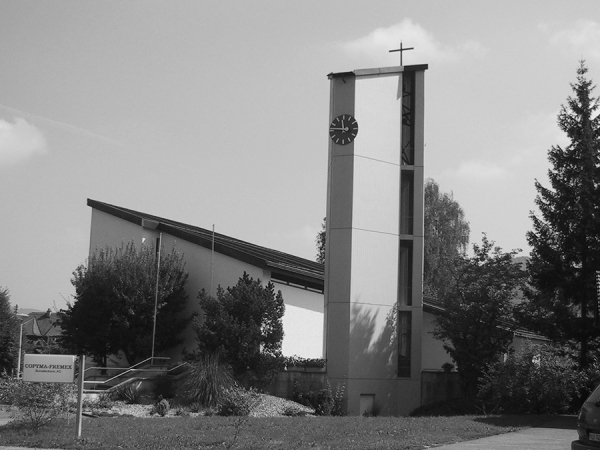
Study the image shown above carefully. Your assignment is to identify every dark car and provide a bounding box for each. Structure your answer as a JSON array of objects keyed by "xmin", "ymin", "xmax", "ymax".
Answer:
[{"xmin": 573, "ymin": 384, "xmax": 600, "ymax": 449}]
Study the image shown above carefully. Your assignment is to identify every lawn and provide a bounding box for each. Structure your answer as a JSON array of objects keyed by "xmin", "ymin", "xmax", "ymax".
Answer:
[{"xmin": 0, "ymin": 414, "xmax": 555, "ymax": 449}]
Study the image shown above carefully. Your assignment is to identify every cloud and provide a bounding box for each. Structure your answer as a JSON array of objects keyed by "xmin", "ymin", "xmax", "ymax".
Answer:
[
  {"xmin": 540, "ymin": 20, "xmax": 600, "ymax": 61},
  {"xmin": 342, "ymin": 19, "xmax": 487, "ymax": 65},
  {"xmin": 0, "ymin": 118, "xmax": 48, "ymax": 166}
]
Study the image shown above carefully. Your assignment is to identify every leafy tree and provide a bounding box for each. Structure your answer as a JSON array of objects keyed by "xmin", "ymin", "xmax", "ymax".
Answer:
[
  {"xmin": 192, "ymin": 272, "xmax": 285, "ymax": 387},
  {"xmin": 423, "ymin": 178, "xmax": 470, "ymax": 297},
  {"xmin": 518, "ymin": 61, "xmax": 600, "ymax": 369},
  {"xmin": 316, "ymin": 218, "xmax": 326, "ymax": 264},
  {"xmin": 478, "ymin": 342, "xmax": 581, "ymax": 414},
  {"xmin": 433, "ymin": 235, "xmax": 526, "ymax": 398},
  {"xmin": 60, "ymin": 241, "xmax": 191, "ymax": 366},
  {"xmin": 0, "ymin": 287, "xmax": 19, "ymax": 375}
]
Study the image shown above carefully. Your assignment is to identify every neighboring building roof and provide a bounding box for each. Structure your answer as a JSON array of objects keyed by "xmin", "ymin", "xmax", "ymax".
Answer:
[
  {"xmin": 88, "ymin": 199, "xmax": 325, "ymax": 292},
  {"xmin": 21, "ymin": 309, "xmax": 62, "ymax": 339}
]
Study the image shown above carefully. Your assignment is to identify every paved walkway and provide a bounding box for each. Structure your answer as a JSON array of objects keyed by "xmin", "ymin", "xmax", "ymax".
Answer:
[{"xmin": 434, "ymin": 415, "xmax": 577, "ymax": 449}]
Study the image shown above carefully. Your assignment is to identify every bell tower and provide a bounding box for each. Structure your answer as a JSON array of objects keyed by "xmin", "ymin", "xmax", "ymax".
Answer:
[{"xmin": 324, "ymin": 63, "xmax": 427, "ymax": 416}]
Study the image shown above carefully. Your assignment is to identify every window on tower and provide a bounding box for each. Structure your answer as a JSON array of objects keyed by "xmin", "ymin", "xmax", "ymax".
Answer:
[
  {"xmin": 401, "ymin": 72, "xmax": 415, "ymax": 165},
  {"xmin": 398, "ymin": 240, "xmax": 413, "ymax": 306},
  {"xmin": 398, "ymin": 311, "xmax": 412, "ymax": 378}
]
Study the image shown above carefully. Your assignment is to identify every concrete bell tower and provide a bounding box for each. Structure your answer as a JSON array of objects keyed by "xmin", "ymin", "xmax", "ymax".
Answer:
[{"xmin": 324, "ymin": 64, "xmax": 427, "ymax": 416}]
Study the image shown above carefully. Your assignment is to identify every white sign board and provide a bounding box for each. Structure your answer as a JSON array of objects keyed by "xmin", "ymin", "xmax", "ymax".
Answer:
[{"xmin": 23, "ymin": 354, "xmax": 77, "ymax": 383}]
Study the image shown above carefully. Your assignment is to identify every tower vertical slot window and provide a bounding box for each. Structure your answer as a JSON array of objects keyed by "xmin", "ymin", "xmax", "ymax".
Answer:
[
  {"xmin": 401, "ymin": 72, "xmax": 415, "ymax": 165},
  {"xmin": 398, "ymin": 311, "xmax": 412, "ymax": 377},
  {"xmin": 400, "ymin": 171, "xmax": 414, "ymax": 235},
  {"xmin": 398, "ymin": 240, "xmax": 413, "ymax": 306}
]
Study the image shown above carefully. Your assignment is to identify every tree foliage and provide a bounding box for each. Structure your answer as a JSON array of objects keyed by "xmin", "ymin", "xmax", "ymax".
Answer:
[
  {"xmin": 60, "ymin": 241, "xmax": 192, "ymax": 366},
  {"xmin": 478, "ymin": 342, "xmax": 581, "ymax": 414},
  {"xmin": 433, "ymin": 235, "xmax": 526, "ymax": 398},
  {"xmin": 518, "ymin": 61, "xmax": 600, "ymax": 368},
  {"xmin": 316, "ymin": 218, "xmax": 326, "ymax": 264},
  {"xmin": 423, "ymin": 178, "xmax": 470, "ymax": 297},
  {"xmin": 0, "ymin": 287, "xmax": 19, "ymax": 375},
  {"xmin": 192, "ymin": 272, "xmax": 285, "ymax": 387}
]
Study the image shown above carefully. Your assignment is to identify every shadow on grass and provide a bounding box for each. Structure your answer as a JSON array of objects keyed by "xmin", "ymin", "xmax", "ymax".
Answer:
[
  {"xmin": 411, "ymin": 398, "xmax": 578, "ymax": 431},
  {"xmin": 475, "ymin": 414, "xmax": 577, "ymax": 430}
]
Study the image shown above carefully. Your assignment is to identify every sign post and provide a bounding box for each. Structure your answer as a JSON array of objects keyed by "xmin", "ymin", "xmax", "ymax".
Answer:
[{"xmin": 75, "ymin": 354, "xmax": 85, "ymax": 439}]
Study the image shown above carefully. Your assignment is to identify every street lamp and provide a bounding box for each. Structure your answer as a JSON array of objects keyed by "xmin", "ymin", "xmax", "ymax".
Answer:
[{"xmin": 16, "ymin": 314, "xmax": 34, "ymax": 379}]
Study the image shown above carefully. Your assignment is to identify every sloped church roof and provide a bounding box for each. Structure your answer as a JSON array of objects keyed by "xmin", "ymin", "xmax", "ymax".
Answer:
[{"xmin": 88, "ymin": 199, "xmax": 324, "ymax": 292}]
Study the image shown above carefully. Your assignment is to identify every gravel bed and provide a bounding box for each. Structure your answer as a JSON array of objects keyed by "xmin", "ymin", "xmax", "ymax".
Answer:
[{"xmin": 84, "ymin": 394, "xmax": 313, "ymax": 418}]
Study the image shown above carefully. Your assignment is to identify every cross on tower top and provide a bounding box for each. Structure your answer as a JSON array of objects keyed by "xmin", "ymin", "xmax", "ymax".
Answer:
[{"xmin": 389, "ymin": 41, "xmax": 414, "ymax": 66}]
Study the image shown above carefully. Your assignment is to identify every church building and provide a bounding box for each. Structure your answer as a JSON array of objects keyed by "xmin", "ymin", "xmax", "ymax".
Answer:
[{"xmin": 84, "ymin": 62, "xmax": 540, "ymax": 416}]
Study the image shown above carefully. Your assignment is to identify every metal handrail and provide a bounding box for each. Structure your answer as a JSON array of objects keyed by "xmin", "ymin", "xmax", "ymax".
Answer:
[
  {"xmin": 83, "ymin": 356, "xmax": 170, "ymax": 387},
  {"xmin": 166, "ymin": 362, "xmax": 189, "ymax": 373}
]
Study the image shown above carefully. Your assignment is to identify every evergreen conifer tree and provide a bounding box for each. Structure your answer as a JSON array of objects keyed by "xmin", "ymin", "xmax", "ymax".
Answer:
[
  {"xmin": 519, "ymin": 61, "xmax": 600, "ymax": 368},
  {"xmin": 0, "ymin": 287, "xmax": 19, "ymax": 374}
]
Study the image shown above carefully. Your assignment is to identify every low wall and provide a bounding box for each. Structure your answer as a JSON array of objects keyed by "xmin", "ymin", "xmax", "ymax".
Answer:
[
  {"xmin": 421, "ymin": 370, "xmax": 462, "ymax": 406},
  {"xmin": 265, "ymin": 368, "xmax": 327, "ymax": 400},
  {"xmin": 268, "ymin": 369, "xmax": 461, "ymax": 408}
]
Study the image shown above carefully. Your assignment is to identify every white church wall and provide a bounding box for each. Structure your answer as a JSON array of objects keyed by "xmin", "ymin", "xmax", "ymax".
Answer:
[
  {"xmin": 421, "ymin": 310, "xmax": 453, "ymax": 371},
  {"xmin": 274, "ymin": 282, "xmax": 324, "ymax": 358}
]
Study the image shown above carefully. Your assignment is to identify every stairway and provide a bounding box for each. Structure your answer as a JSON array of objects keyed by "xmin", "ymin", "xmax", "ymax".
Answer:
[{"xmin": 83, "ymin": 357, "xmax": 176, "ymax": 394}]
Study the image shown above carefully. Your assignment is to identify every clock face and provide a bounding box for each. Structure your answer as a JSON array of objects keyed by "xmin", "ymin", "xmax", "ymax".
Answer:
[{"xmin": 329, "ymin": 114, "xmax": 358, "ymax": 145}]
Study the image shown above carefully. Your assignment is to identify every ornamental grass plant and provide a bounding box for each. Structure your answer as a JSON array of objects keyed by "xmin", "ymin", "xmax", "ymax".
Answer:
[{"xmin": 182, "ymin": 353, "xmax": 234, "ymax": 407}]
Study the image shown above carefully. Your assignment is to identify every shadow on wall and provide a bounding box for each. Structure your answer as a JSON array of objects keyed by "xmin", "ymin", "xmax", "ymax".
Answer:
[
  {"xmin": 349, "ymin": 302, "xmax": 398, "ymax": 377},
  {"xmin": 348, "ymin": 301, "xmax": 399, "ymax": 412}
]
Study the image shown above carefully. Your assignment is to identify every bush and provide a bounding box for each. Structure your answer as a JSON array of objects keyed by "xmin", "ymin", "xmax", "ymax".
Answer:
[
  {"xmin": 96, "ymin": 392, "xmax": 115, "ymax": 409},
  {"xmin": 174, "ymin": 407, "xmax": 190, "ymax": 417},
  {"xmin": 151, "ymin": 396, "xmax": 170, "ymax": 416},
  {"xmin": 478, "ymin": 342, "xmax": 580, "ymax": 414},
  {"xmin": 283, "ymin": 355, "xmax": 326, "ymax": 369},
  {"xmin": 112, "ymin": 380, "xmax": 143, "ymax": 404},
  {"xmin": 217, "ymin": 386, "xmax": 260, "ymax": 416},
  {"xmin": 0, "ymin": 374, "xmax": 76, "ymax": 432},
  {"xmin": 293, "ymin": 379, "xmax": 345, "ymax": 416},
  {"xmin": 282, "ymin": 405, "xmax": 308, "ymax": 417}
]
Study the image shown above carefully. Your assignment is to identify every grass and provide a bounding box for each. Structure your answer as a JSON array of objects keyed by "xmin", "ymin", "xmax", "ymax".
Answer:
[{"xmin": 0, "ymin": 414, "xmax": 562, "ymax": 449}]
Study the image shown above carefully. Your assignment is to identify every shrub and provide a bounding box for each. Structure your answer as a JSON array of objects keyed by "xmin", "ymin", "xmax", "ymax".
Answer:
[
  {"xmin": 217, "ymin": 386, "xmax": 260, "ymax": 416},
  {"xmin": 112, "ymin": 380, "xmax": 143, "ymax": 404},
  {"xmin": 478, "ymin": 342, "xmax": 580, "ymax": 414},
  {"xmin": 188, "ymin": 402, "xmax": 204, "ymax": 413},
  {"xmin": 293, "ymin": 379, "xmax": 345, "ymax": 416},
  {"xmin": 283, "ymin": 355, "xmax": 326, "ymax": 369},
  {"xmin": 174, "ymin": 407, "xmax": 190, "ymax": 417},
  {"xmin": 151, "ymin": 396, "xmax": 170, "ymax": 416},
  {"xmin": 0, "ymin": 375, "xmax": 76, "ymax": 432},
  {"xmin": 96, "ymin": 392, "xmax": 115, "ymax": 409},
  {"xmin": 183, "ymin": 353, "xmax": 234, "ymax": 407},
  {"xmin": 282, "ymin": 405, "xmax": 307, "ymax": 417},
  {"xmin": 82, "ymin": 392, "xmax": 115, "ymax": 411}
]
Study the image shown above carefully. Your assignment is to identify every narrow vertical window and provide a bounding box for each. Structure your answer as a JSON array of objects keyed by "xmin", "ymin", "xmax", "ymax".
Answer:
[
  {"xmin": 400, "ymin": 171, "xmax": 414, "ymax": 235},
  {"xmin": 398, "ymin": 240, "xmax": 413, "ymax": 306},
  {"xmin": 398, "ymin": 311, "xmax": 412, "ymax": 378},
  {"xmin": 401, "ymin": 72, "xmax": 415, "ymax": 165}
]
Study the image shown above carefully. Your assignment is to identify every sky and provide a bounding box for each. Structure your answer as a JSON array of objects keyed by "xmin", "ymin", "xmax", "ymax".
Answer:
[{"xmin": 1, "ymin": 1, "xmax": 599, "ymax": 312}]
